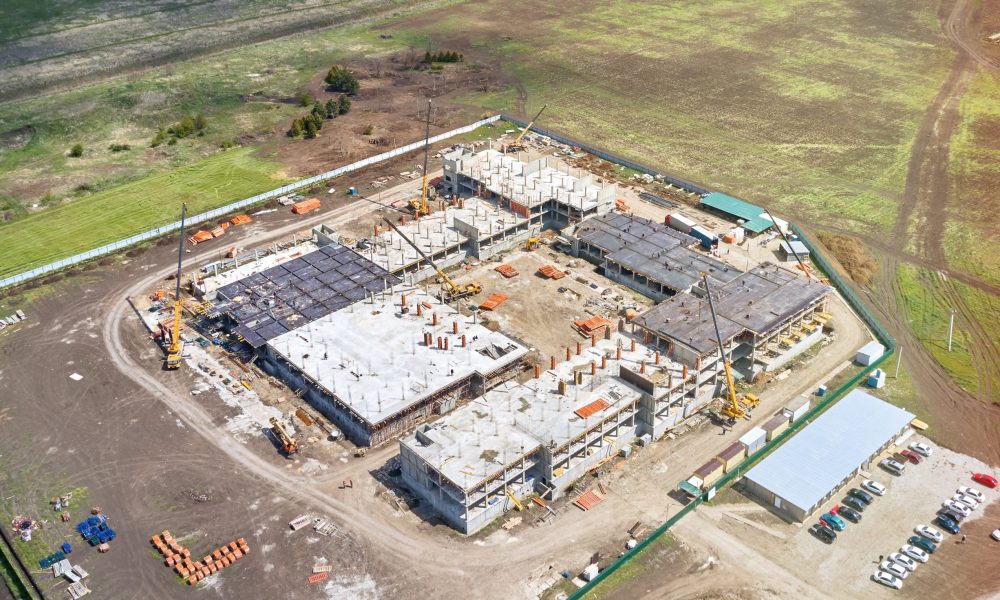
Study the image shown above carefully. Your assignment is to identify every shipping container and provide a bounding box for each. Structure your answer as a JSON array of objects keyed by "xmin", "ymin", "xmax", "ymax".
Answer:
[
  {"xmin": 666, "ymin": 213, "xmax": 697, "ymax": 233},
  {"xmin": 716, "ymin": 442, "xmax": 747, "ymax": 472},
  {"xmin": 762, "ymin": 413, "xmax": 790, "ymax": 441},
  {"xmin": 855, "ymin": 341, "xmax": 885, "ymax": 366},
  {"xmin": 782, "ymin": 396, "xmax": 810, "ymax": 422},
  {"xmin": 689, "ymin": 225, "xmax": 718, "ymax": 249},
  {"xmin": 739, "ymin": 426, "xmax": 767, "ymax": 455},
  {"xmin": 694, "ymin": 458, "xmax": 724, "ymax": 487}
]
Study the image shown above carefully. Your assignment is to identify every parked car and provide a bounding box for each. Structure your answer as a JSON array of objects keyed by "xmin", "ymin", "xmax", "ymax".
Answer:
[
  {"xmin": 915, "ymin": 524, "xmax": 943, "ymax": 543},
  {"xmin": 952, "ymin": 494, "xmax": 979, "ymax": 510},
  {"xmin": 901, "ymin": 544, "xmax": 929, "ymax": 563},
  {"xmin": 957, "ymin": 486, "xmax": 985, "ymax": 502},
  {"xmin": 992, "ymin": 529, "xmax": 1000, "ymax": 542},
  {"xmin": 889, "ymin": 552, "xmax": 917, "ymax": 572},
  {"xmin": 872, "ymin": 571, "xmax": 903, "ymax": 590},
  {"xmin": 935, "ymin": 514, "xmax": 961, "ymax": 534},
  {"xmin": 900, "ymin": 449, "xmax": 923, "ymax": 464},
  {"xmin": 939, "ymin": 507, "xmax": 967, "ymax": 523},
  {"xmin": 848, "ymin": 488, "xmax": 874, "ymax": 505},
  {"xmin": 972, "ymin": 473, "xmax": 998, "ymax": 488},
  {"xmin": 880, "ymin": 560, "xmax": 909, "ymax": 580},
  {"xmin": 843, "ymin": 496, "xmax": 867, "ymax": 512},
  {"xmin": 809, "ymin": 523, "xmax": 836, "ymax": 544},
  {"xmin": 821, "ymin": 513, "xmax": 846, "ymax": 531},
  {"xmin": 881, "ymin": 458, "xmax": 906, "ymax": 475},
  {"xmin": 907, "ymin": 536, "xmax": 937, "ymax": 554},
  {"xmin": 909, "ymin": 441, "xmax": 933, "ymax": 457},
  {"xmin": 837, "ymin": 505, "xmax": 862, "ymax": 523},
  {"xmin": 862, "ymin": 479, "xmax": 886, "ymax": 496},
  {"xmin": 944, "ymin": 500, "xmax": 972, "ymax": 517}
]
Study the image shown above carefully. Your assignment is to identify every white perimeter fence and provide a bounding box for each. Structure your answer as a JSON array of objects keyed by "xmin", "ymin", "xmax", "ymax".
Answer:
[{"xmin": 0, "ymin": 115, "xmax": 502, "ymax": 289}]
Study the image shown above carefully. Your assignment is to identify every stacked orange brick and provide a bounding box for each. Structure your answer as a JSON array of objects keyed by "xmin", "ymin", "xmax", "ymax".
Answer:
[{"xmin": 151, "ymin": 531, "xmax": 249, "ymax": 586}]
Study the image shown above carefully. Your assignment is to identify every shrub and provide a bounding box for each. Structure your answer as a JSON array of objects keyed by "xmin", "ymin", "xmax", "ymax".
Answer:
[{"xmin": 69, "ymin": 143, "xmax": 84, "ymax": 157}]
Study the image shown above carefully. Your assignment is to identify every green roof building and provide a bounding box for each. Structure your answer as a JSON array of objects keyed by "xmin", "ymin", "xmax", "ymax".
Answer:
[{"xmin": 699, "ymin": 192, "xmax": 775, "ymax": 233}]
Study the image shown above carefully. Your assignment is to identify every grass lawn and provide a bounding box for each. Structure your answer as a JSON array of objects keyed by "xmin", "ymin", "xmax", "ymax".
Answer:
[{"xmin": 0, "ymin": 148, "xmax": 289, "ymax": 278}]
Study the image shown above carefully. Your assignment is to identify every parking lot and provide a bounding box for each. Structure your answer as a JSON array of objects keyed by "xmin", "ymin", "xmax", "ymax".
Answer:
[{"xmin": 704, "ymin": 433, "xmax": 998, "ymax": 598}]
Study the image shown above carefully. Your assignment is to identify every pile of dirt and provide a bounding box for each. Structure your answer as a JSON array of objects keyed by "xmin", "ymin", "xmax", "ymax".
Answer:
[{"xmin": 817, "ymin": 233, "xmax": 877, "ymax": 285}]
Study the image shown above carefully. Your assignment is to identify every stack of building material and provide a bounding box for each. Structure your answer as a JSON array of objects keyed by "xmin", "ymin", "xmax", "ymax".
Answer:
[
  {"xmin": 573, "ymin": 315, "xmax": 614, "ymax": 337},
  {"xmin": 210, "ymin": 225, "xmax": 226, "ymax": 238},
  {"xmin": 308, "ymin": 572, "xmax": 330, "ymax": 584},
  {"xmin": 292, "ymin": 198, "xmax": 321, "ymax": 214},
  {"xmin": 187, "ymin": 230, "xmax": 215, "ymax": 245},
  {"xmin": 152, "ymin": 530, "xmax": 249, "ymax": 585},
  {"xmin": 495, "ymin": 264, "xmax": 519, "ymax": 278},
  {"xmin": 479, "ymin": 293, "xmax": 509, "ymax": 311},
  {"xmin": 573, "ymin": 489, "xmax": 604, "ymax": 511},
  {"xmin": 229, "ymin": 214, "xmax": 253, "ymax": 226},
  {"xmin": 76, "ymin": 515, "xmax": 116, "ymax": 546},
  {"xmin": 537, "ymin": 265, "xmax": 566, "ymax": 279}
]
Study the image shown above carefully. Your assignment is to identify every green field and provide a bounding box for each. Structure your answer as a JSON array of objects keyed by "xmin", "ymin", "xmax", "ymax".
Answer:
[{"xmin": 0, "ymin": 148, "xmax": 289, "ymax": 278}]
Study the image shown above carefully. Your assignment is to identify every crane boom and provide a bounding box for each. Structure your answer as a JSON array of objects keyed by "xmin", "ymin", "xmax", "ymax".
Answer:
[
  {"xmin": 701, "ymin": 273, "xmax": 741, "ymax": 418},
  {"xmin": 165, "ymin": 203, "xmax": 187, "ymax": 370},
  {"xmin": 382, "ymin": 217, "xmax": 481, "ymax": 300},
  {"xmin": 418, "ymin": 99, "xmax": 433, "ymax": 216},
  {"xmin": 504, "ymin": 104, "xmax": 547, "ymax": 153}
]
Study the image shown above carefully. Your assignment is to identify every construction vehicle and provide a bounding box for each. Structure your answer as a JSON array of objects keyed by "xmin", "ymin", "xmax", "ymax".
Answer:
[
  {"xmin": 382, "ymin": 217, "xmax": 482, "ymax": 301},
  {"xmin": 501, "ymin": 104, "xmax": 547, "ymax": 153},
  {"xmin": 269, "ymin": 417, "xmax": 299, "ymax": 456},
  {"xmin": 408, "ymin": 99, "xmax": 434, "ymax": 218},
  {"xmin": 505, "ymin": 488, "xmax": 524, "ymax": 511},
  {"xmin": 524, "ymin": 237, "xmax": 540, "ymax": 251},
  {"xmin": 165, "ymin": 204, "xmax": 187, "ymax": 370},
  {"xmin": 701, "ymin": 273, "xmax": 759, "ymax": 420}
]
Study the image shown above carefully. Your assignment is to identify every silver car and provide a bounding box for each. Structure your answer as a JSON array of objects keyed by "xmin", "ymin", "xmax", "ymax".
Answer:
[
  {"xmin": 952, "ymin": 494, "xmax": 979, "ymax": 510},
  {"xmin": 880, "ymin": 560, "xmax": 909, "ymax": 579},
  {"xmin": 957, "ymin": 486, "xmax": 985, "ymax": 502},
  {"xmin": 889, "ymin": 552, "xmax": 917, "ymax": 572},
  {"xmin": 901, "ymin": 544, "xmax": 929, "ymax": 563}
]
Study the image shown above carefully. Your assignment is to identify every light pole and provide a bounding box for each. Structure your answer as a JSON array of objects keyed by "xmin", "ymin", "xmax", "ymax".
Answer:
[{"xmin": 947, "ymin": 308, "xmax": 957, "ymax": 352}]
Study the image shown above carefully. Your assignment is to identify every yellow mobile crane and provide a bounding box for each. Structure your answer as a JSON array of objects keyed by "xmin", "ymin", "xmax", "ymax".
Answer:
[
  {"xmin": 269, "ymin": 417, "xmax": 299, "ymax": 457},
  {"xmin": 502, "ymin": 104, "xmax": 547, "ymax": 154},
  {"xmin": 165, "ymin": 203, "xmax": 187, "ymax": 370},
  {"xmin": 382, "ymin": 217, "xmax": 482, "ymax": 301},
  {"xmin": 701, "ymin": 273, "xmax": 759, "ymax": 420},
  {"xmin": 408, "ymin": 99, "xmax": 435, "ymax": 218}
]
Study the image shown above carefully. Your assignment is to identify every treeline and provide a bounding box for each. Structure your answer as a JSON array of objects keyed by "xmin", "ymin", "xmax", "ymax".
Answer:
[
  {"xmin": 287, "ymin": 95, "xmax": 351, "ymax": 139},
  {"xmin": 424, "ymin": 50, "xmax": 463, "ymax": 63}
]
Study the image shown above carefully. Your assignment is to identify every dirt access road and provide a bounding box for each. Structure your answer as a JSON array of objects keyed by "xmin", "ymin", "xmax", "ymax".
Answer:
[{"xmin": 802, "ymin": 0, "xmax": 1000, "ymax": 465}]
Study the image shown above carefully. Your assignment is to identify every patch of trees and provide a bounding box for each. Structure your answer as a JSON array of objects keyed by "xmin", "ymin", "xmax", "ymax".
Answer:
[
  {"xmin": 150, "ymin": 113, "xmax": 208, "ymax": 147},
  {"xmin": 424, "ymin": 50, "xmax": 463, "ymax": 63},
  {"xmin": 287, "ymin": 94, "xmax": 351, "ymax": 140},
  {"xmin": 325, "ymin": 65, "xmax": 359, "ymax": 95}
]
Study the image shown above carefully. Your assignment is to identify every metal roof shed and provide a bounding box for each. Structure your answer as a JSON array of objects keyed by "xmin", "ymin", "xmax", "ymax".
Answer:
[
  {"xmin": 742, "ymin": 390, "xmax": 913, "ymax": 521},
  {"xmin": 699, "ymin": 193, "xmax": 774, "ymax": 233}
]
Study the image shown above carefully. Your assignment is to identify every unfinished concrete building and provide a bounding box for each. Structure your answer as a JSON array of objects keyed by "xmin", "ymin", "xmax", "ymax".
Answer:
[
  {"xmin": 398, "ymin": 331, "xmax": 720, "ymax": 534},
  {"xmin": 633, "ymin": 263, "xmax": 833, "ymax": 377},
  {"xmin": 442, "ymin": 149, "xmax": 617, "ymax": 226},
  {"xmin": 358, "ymin": 197, "xmax": 539, "ymax": 283},
  {"xmin": 568, "ymin": 213, "xmax": 740, "ymax": 301},
  {"xmin": 261, "ymin": 287, "xmax": 529, "ymax": 446}
]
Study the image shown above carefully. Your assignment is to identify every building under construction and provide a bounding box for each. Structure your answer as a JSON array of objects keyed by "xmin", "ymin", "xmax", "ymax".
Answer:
[
  {"xmin": 399, "ymin": 330, "xmax": 722, "ymax": 534},
  {"xmin": 568, "ymin": 213, "xmax": 740, "ymax": 300},
  {"xmin": 261, "ymin": 287, "xmax": 529, "ymax": 446},
  {"xmin": 633, "ymin": 263, "xmax": 833, "ymax": 376},
  {"xmin": 442, "ymin": 149, "xmax": 617, "ymax": 226}
]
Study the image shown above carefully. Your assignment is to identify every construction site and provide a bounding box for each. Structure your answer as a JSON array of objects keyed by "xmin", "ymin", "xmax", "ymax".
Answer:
[{"xmin": 4, "ymin": 107, "xmax": 986, "ymax": 600}]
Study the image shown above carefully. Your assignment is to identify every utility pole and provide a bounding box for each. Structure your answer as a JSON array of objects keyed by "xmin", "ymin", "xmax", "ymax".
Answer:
[
  {"xmin": 947, "ymin": 308, "xmax": 956, "ymax": 352},
  {"xmin": 895, "ymin": 346, "xmax": 903, "ymax": 378}
]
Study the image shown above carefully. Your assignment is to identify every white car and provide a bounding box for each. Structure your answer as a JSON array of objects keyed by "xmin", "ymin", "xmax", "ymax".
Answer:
[
  {"xmin": 992, "ymin": 529, "xmax": 1000, "ymax": 542},
  {"xmin": 944, "ymin": 500, "xmax": 972, "ymax": 516},
  {"xmin": 958, "ymin": 486, "xmax": 985, "ymax": 502},
  {"xmin": 880, "ymin": 560, "xmax": 909, "ymax": 579},
  {"xmin": 901, "ymin": 544, "xmax": 929, "ymax": 563},
  {"xmin": 915, "ymin": 524, "xmax": 943, "ymax": 543},
  {"xmin": 862, "ymin": 479, "xmax": 886, "ymax": 496},
  {"xmin": 889, "ymin": 552, "xmax": 917, "ymax": 572},
  {"xmin": 909, "ymin": 442, "xmax": 933, "ymax": 457},
  {"xmin": 952, "ymin": 494, "xmax": 979, "ymax": 509},
  {"xmin": 873, "ymin": 571, "xmax": 903, "ymax": 589}
]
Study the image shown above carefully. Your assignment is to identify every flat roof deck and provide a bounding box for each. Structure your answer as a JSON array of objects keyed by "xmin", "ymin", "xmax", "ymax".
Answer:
[
  {"xmin": 212, "ymin": 242, "xmax": 400, "ymax": 348},
  {"xmin": 361, "ymin": 197, "xmax": 529, "ymax": 273},
  {"xmin": 267, "ymin": 287, "xmax": 528, "ymax": 427},
  {"xmin": 634, "ymin": 263, "xmax": 832, "ymax": 354},
  {"xmin": 575, "ymin": 213, "xmax": 739, "ymax": 292},
  {"xmin": 449, "ymin": 149, "xmax": 614, "ymax": 212},
  {"xmin": 744, "ymin": 390, "xmax": 913, "ymax": 512},
  {"xmin": 401, "ymin": 333, "xmax": 664, "ymax": 491}
]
